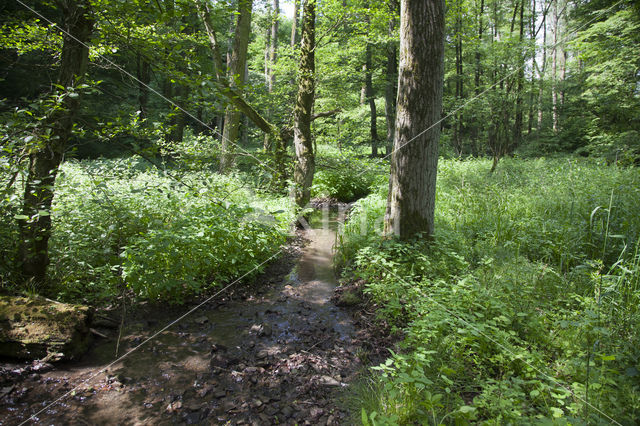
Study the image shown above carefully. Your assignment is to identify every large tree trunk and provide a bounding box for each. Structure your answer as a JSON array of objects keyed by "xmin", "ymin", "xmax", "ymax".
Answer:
[
  {"xmin": 384, "ymin": 0, "xmax": 445, "ymax": 238},
  {"xmin": 220, "ymin": 0, "xmax": 253, "ymax": 172},
  {"xmin": 19, "ymin": 0, "xmax": 93, "ymax": 285},
  {"xmin": 293, "ymin": 0, "xmax": 316, "ymax": 208}
]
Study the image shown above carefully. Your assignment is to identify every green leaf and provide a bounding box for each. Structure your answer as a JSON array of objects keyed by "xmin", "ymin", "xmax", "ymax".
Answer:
[{"xmin": 14, "ymin": 214, "xmax": 29, "ymax": 220}]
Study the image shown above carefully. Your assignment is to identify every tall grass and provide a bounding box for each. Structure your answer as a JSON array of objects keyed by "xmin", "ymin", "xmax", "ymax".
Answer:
[{"xmin": 338, "ymin": 157, "xmax": 640, "ymax": 424}]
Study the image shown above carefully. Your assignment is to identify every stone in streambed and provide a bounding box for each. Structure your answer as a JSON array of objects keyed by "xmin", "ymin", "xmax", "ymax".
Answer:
[{"xmin": 0, "ymin": 295, "xmax": 92, "ymax": 361}]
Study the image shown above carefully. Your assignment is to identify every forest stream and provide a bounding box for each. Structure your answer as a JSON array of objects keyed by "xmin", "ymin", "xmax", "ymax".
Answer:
[{"xmin": 1, "ymin": 211, "xmax": 368, "ymax": 425}]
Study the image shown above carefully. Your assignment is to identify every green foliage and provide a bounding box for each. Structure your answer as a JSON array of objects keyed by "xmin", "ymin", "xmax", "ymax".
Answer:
[
  {"xmin": 42, "ymin": 157, "xmax": 293, "ymax": 303},
  {"xmin": 339, "ymin": 157, "xmax": 640, "ymax": 423},
  {"xmin": 311, "ymin": 146, "xmax": 388, "ymax": 202}
]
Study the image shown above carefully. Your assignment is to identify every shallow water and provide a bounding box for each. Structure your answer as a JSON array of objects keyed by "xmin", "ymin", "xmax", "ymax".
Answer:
[{"xmin": 2, "ymin": 211, "xmax": 359, "ymax": 425}]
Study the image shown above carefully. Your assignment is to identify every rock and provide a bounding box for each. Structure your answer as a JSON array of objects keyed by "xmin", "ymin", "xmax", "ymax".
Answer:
[
  {"xmin": 166, "ymin": 400, "xmax": 182, "ymax": 413},
  {"xmin": 318, "ymin": 376, "xmax": 341, "ymax": 386},
  {"xmin": 193, "ymin": 316, "xmax": 209, "ymax": 325},
  {"xmin": 0, "ymin": 295, "xmax": 92, "ymax": 361}
]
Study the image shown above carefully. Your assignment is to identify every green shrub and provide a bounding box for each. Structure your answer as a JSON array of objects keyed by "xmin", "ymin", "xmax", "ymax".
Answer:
[
  {"xmin": 312, "ymin": 150, "xmax": 387, "ymax": 202},
  {"xmin": 339, "ymin": 157, "xmax": 640, "ymax": 423},
  {"xmin": 48, "ymin": 157, "xmax": 294, "ymax": 303}
]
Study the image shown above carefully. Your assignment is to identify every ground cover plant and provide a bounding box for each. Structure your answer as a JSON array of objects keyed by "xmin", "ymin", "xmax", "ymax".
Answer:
[
  {"xmin": 338, "ymin": 157, "xmax": 640, "ymax": 424},
  {"xmin": 0, "ymin": 154, "xmax": 294, "ymax": 303}
]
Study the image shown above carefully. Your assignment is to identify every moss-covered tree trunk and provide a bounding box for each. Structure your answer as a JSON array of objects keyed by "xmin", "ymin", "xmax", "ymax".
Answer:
[
  {"xmin": 293, "ymin": 0, "xmax": 316, "ymax": 208},
  {"xmin": 19, "ymin": 0, "xmax": 93, "ymax": 285},
  {"xmin": 384, "ymin": 0, "xmax": 445, "ymax": 238}
]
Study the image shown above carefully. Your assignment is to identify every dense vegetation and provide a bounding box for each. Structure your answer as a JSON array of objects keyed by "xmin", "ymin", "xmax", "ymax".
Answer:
[
  {"xmin": 1, "ymin": 0, "xmax": 639, "ymax": 424},
  {"xmin": 340, "ymin": 158, "xmax": 640, "ymax": 423}
]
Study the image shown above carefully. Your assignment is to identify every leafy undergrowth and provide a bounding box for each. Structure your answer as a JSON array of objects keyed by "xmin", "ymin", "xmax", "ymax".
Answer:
[
  {"xmin": 312, "ymin": 145, "xmax": 388, "ymax": 202},
  {"xmin": 338, "ymin": 157, "xmax": 640, "ymax": 424},
  {"xmin": 3, "ymin": 156, "xmax": 295, "ymax": 304}
]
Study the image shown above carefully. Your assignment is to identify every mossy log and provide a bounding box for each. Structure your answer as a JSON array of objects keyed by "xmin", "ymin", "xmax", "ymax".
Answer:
[{"xmin": 0, "ymin": 295, "xmax": 92, "ymax": 361}]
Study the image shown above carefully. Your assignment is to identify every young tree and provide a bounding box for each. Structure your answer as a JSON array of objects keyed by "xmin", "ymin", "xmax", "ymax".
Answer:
[
  {"xmin": 384, "ymin": 0, "xmax": 445, "ymax": 238},
  {"xmin": 18, "ymin": 0, "xmax": 93, "ymax": 284},
  {"xmin": 293, "ymin": 0, "xmax": 316, "ymax": 208},
  {"xmin": 220, "ymin": 0, "xmax": 253, "ymax": 172}
]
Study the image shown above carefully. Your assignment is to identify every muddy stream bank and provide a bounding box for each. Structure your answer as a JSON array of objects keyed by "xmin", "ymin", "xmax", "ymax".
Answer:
[{"xmin": 1, "ymin": 212, "xmax": 374, "ymax": 425}]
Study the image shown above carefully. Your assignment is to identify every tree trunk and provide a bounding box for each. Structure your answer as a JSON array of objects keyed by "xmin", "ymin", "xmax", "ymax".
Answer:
[
  {"xmin": 384, "ymin": 14, "xmax": 398, "ymax": 156},
  {"xmin": 263, "ymin": 0, "xmax": 279, "ymax": 151},
  {"xmin": 551, "ymin": 0, "xmax": 559, "ymax": 133},
  {"xmin": 19, "ymin": 0, "xmax": 93, "ymax": 285},
  {"xmin": 537, "ymin": 3, "xmax": 546, "ymax": 131},
  {"xmin": 512, "ymin": 0, "xmax": 525, "ymax": 152},
  {"xmin": 291, "ymin": 0, "xmax": 300, "ymax": 47},
  {"xmin": 221, "ymin": 0, "xmax": 253, "ymax": 172},
  {"xmin": 365, "ymin": 38, "xmax": 378, "ymax": 157},
  {"xmin": 471, "ymin": 0, "xmax": 484, "ymax": 157},
  {"xmin": 293, "ymin": 0, "xmax": 316, "ymax": 208},
  {"xmin": 454, "ymin": 2, "xmax": 463, "ymax": 156},
  {"xmin": 268, "ymin": 0, "xmax": 279, "ymax": 93},
  {"xmin": 136, "ymin": 55, "xmax": 151, "ymax": 119},
  {"xmin": 384, "ymin": 0, "xmax": 445, "ymax": 238},
  {"xmin": 198, "ymin": 0, "xmax": 287, "ymax": 187}
]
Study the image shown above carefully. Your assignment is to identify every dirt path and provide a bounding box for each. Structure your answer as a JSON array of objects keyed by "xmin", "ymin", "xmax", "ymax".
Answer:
[{"xmin": 0, "ymin": 221, "xmax": 367, "ymax": 425}]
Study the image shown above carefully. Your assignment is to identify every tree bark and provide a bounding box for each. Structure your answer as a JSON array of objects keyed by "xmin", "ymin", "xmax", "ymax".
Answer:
[
  {"xmin": 471, "ymin": 0, "xmax": 484, "ymax": 156},
  {"xmin": 19, "ymin": 0, "xmax": 93, "ymax": 285},
  {"xmin": 221, "ymin": 0, "xmax": 253, "ymax": 172},
  {"xmin": 136, "ymin": 54, "xmax": 151, "ymax": 119},
  {"xmin": 384, "ymin": 12, "xmax": 398, "ymax": 156},
  {"xmin": 384, "ymin": 0, "xmax": 445, "ymax": 238},
  {"xmin": 291, "ymin": 0, "xmax": 300, "ymax": 47},
  {"xmin": 293, "ymin": 0, "xmax": 316, "ymax": 208},
  {"xmin": 551, "ymin": 0, "xmax": 559, "ymax": 133},
  {"xmin": 268, "ymin": 0, "xmax": 279, "ymax": 93},
  {"xmin": 512, "ymin": 0, "xmax": 525, "ymax": 152},
  {"xmin": 364, "ymin": 36, "xmax": 378, "ymax": 156}
]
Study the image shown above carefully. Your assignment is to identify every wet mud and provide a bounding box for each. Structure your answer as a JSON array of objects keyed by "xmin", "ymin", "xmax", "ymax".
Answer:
[{"xmin": 1, "ymin": 214, "xmax": 368, "ymax": 425}]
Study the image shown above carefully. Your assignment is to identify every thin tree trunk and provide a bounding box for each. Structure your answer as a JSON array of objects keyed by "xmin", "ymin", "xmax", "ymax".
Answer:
[
  {"xmin": 454, "ymin": 1, "xmax": 463, "ymax": 156},
  {"xmin": 512, "ymin": 0, "xmax": 525, "ymax": 152},
  {"xmin": 384, "ymin": 13, "xmax": 398, "ymax": 156},
  {"xmin": 291, "ymin": 0, "xmax": 300, "ymax": 47},
  {"xmin": 268, "ymin": 0, "xmax": 279, "ymax": 93},
  {"xmin": 527, "ymin": 0, "xmax": 536, "ymax": 135},
  {"xmin": 136, "ymin": 55, "xmax": 151, "ymax": 119},
  {"xmin": 264, "ymin": 0, "xmax": 279, "ymax": 150},
  {"xmin": 384, "ymin": 0, "xmax": 445, "ymax": 238},
  {"xmin": 537, "ymin": 4, "xmax": 546, "ymax": 130},
  {"xmin": 472, "ymin": 0, "xmax": 484, "ymax": 156},
  {"xmin": 551, "ymin": 0, "xmax": 558, "ymax": 133},
  {"xmin": 19, "ymin": 0, "xmax": 93, "ymax": 285},
  {"xmin": 364, "ymin": 30, "xmax": 378, "ymax": 157},
  {"xmin": 221, "ymin": 0, "xmax": 253, "ymax": 172},
  {"xmin": 293, "ymin": 0, "xmax": 316, "ymax": 208}
]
